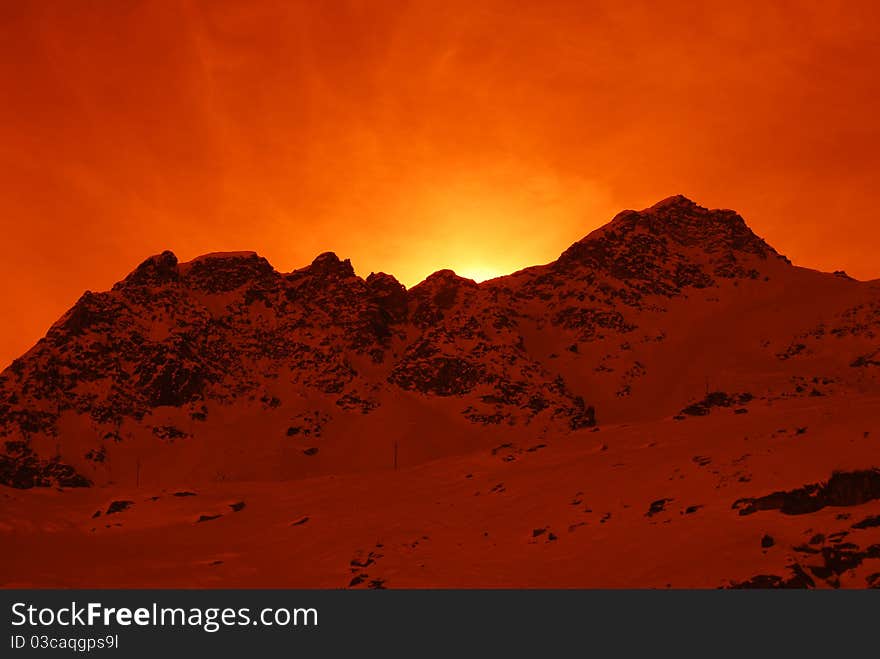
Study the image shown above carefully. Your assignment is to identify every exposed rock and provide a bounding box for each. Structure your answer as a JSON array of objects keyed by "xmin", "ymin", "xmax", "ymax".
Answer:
[
  {"xmin": 729, "ymin": 563, "xmax": 815, "ymax": 589},
  {"xmin": 106, "ymin": 500, "xmax": 134, "ymax": 515},
  {"xmin": 646, "ymin": 498, "xmax": 673, "ymax": 517},
  {"xmin": 680, "ymin": 392, "xmax": 753, "ymax": 417},
  {"xmin": 733, "ymin": 469, "xmax": 880, "ymax": 516},
  {"xmin": 0, "ymin": 446, "xmax": 90, "ymax": 489},
  {"xmin": 114, "ymin": 251, "xmax": 180, "ymax": 290},
  {"xmin": 852, "ymin": 515, "xmax": 880, "ymax": 530}
]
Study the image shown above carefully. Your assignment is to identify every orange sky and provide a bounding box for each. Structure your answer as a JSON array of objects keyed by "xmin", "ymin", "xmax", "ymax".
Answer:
[{"xmin": 1, "ymin": 0, "xmax": 879, "ymax": 368}]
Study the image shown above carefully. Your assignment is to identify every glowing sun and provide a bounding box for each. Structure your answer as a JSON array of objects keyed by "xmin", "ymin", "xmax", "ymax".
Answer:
[{"xmin": 455, "ymin": 263, "xmax": 507, "ymax": 283}]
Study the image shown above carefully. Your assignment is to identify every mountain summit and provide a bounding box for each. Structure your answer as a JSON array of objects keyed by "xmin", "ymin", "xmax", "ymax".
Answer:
[{"xmin": 558, "ymin": 195, "xmax": 786, "ymax": 295}]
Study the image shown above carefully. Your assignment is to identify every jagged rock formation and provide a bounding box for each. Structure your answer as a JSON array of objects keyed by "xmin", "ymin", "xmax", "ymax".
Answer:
[{"xmin": 733, "ymin": 470, "xmax": 880, "ymax": 516}]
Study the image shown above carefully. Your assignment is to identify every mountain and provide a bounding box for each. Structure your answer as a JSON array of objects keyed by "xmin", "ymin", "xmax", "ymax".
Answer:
[{"xmin": 2, "ymin": 196, "xmax": 879, "ymax": 588}]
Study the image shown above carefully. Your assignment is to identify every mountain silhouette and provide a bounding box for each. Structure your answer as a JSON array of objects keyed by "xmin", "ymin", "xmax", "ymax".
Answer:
[{"xmin": 2, "ymin": 197, "xmax": 879, "ymax": 588}]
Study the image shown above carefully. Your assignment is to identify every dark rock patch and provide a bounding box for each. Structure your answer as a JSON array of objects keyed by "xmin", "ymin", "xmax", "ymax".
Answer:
[
  {"xmin": 807, "ymin": 544, "xmax": 880, "ymax": 584},
  {"xmin": 852, "ymin": 515, "xmax": 880, "ymax": 530},
  {"xmin": 106, "ymin": 500, "xmax": 134, "ymax": 515},
  {"xmin": 728, "ymin": 563, "xmax": 815, "ymax": 589},
  {"xmin": 0, "ymin": 451, "xmax": 91, "ymax": 489},
  {"xmin": 733, "ymin": 469, "xmax": 880, "ymax": 516},
  {"xmin": 152, "ymin": 425, "xmax": 189, "ymax": 441},
  {"xmin": 680, "ymin": 391, "xmax": 753, "ymax": 417},
  {"xmin": 826, "ymin": 531, "xmax": 850, "ymax": 545},
  {"xmin": 389, "ymin": 354, "xmax": 482, "ymax": 397},
  {"xmin": 851, "ymin": 351, "xmax": 880, "ymax": 368},
  {"xmin": 646, "ymin": 498, "xmax": 673, "ymax": 518},
  {"xmin": 197, "ymin": 514, "xmax": 223, "ymax": 523}
]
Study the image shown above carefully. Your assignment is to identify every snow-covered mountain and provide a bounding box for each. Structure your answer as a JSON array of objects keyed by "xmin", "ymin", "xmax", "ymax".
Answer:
[
  {"xmin": 1, "ymin": 195, "xmax": 877, "ymax": 489},
  {"xmin": 3, "ymin": 196, "xmax": 880, "ymax": 589}
]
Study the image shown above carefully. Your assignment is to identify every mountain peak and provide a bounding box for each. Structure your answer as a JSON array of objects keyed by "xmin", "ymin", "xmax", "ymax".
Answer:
[
  {"xmin": 185, "ymin": 251, "xmax": 260, "ymax": 263},
  {"xmin": 366, "ymin": 271, "xmax": 405, "ymax": 291},
  {"xmin": 407, "ymin": 270, "xmax": 478, "ymax": 324},
  {"xmin": 114, "ymin": 250, "xmax": 179, "ymax": 289},
  {"xmin": 410, "ymin": 269, "xmax": 478, "ymax": 298},
  {"xmin": 556, "ymin": 196, "xmax": 787, "ymax": 295},
  {"xmin": 178, "ymin": 251, "xmax": 277, "ymax": 293},
  {"xmin": 647, "ymin": 194, "xmax": 701, "ymax": 211},
  {"xmin": 567, "ymin": 196, "xmax": 782, "ymax": 260},
  {"xmin": 628, "ymin": 197, "xmax": 778, "ymax": 258},
  {"xmin": 426, "ymin": 269, "xmax": 459, "ymax": 281},
  {"xmin": 306, "ymin": 251, "xmax": 356, "ymax": 279}
]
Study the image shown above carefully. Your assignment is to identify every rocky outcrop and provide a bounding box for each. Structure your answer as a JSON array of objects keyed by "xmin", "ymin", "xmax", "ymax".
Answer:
[
  {"xmin": 733, "ymin": 469, "xmax": 880, "ymax": 516},
  {"xmin": 678, "ymin": 391, "xmax": 754, "ymax": 417},
  {"xmin": 557, "ymin": 196, "xmax": 784, "ymax": 298},
  {"xmin": 0, "ymin": 442, "xmax": 90, "ymax": 488}
]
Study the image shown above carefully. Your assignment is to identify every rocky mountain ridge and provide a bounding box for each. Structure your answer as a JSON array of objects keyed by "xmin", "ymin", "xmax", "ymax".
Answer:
[{"xmin": 1, "ymin": 196, "xmax": 877, "ymax": 488}]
